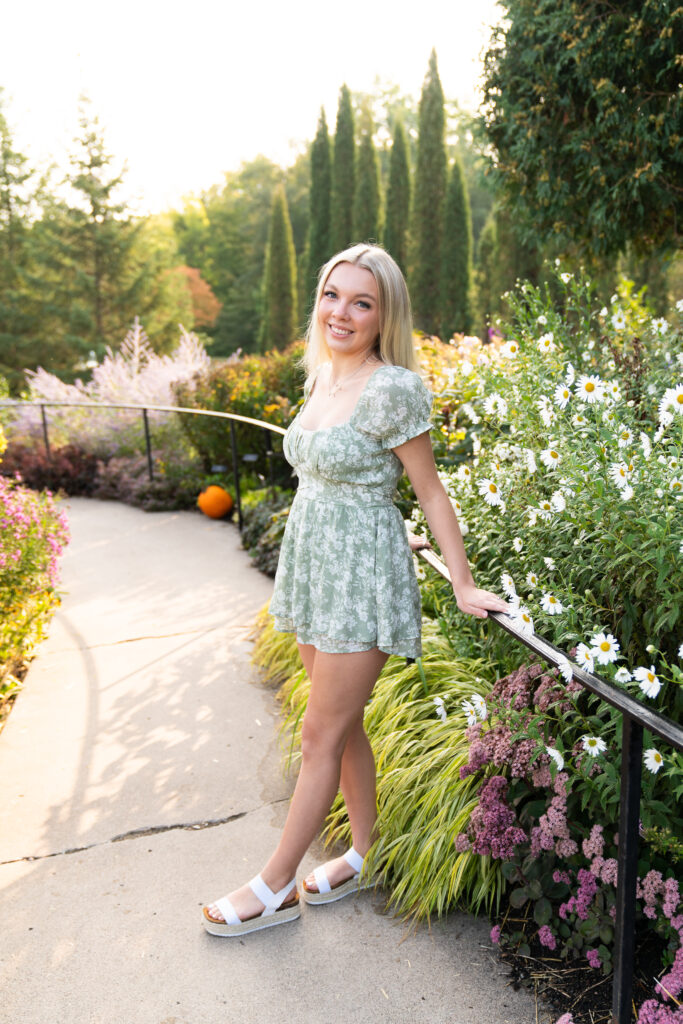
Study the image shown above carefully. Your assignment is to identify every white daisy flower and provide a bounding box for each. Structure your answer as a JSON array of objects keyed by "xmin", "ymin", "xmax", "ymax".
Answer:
[
  {"xmin": 634, "ymin": 666, "xmax": 661, "ymax": 698},
  {"xmin": 575, "ymin": 374, "xmax": 604, "ymax": 403},
  {"xmin": 484, "ymin": 394, "xmax": 508, "ymax": 419},
  {"xmin": 651, "ymin": 317, "xmax": 669, "ymax": 335},
  {"xmin": 501, "ymin": 572, "xmax": 516, "ymax": 597},
  {"xmin": 526, "ymin": 571, "xmax": 539, "ymax": 589},
  {"xmin": 554, "ymin": 383, "xmax": 571, "ymax": 409},
  {"xmin": 614, "ymin": 667, "xmax": 632, "ymax": 683},
  {"xmin": 582, "ymin": 735, "xmax": 607, "ymax": 756},
  {"xmin": 460, "ymin": 520, "xmax": 469, "ymax": 536},
  {"xmin": 540, "ymin": 445, "xmax": 561, "ymax": 469},
  {"xmin": 590, "ymin": 632, "xmax": 620, "ymax": 665},
  {"xmin": 538, "ymin": 332, "xmax": 555, "ymax": 354},
  {"xmin": 565, "ymin": 362, "xmax": 576, "ymax": 386},
  {"xmin": 576, "ymin": 643, "xmax": 595, "ymax": 673},
  {"xmin": 605, "ymin": 381, "xmax": 622, "ymax": 403},
  {"xmin": 572, "ymin": 412, "xmax": 588, "ymax": 427},
  {"xmin": 537, "ymin": 314, "xmax": 548, "ymax": 325},
  {"xmin": 503, "ymin": 340, "xmax": 520, "ymax": 358},
  {"xmin": 546, "ymin": 746, "xmax": 565, "ymax": 771},
  {"xmin": 538, "ymin": 402, "xmax": 554, "ymax": 427},
  {"xmin": 644, "ymin": 748, "xmax": 664, "ymax": 774},
  {"xmin": 461, "ymin": 403, "xmax": 480, "ymax": 424},
  {"xmin": 611, "ymin": 311, "xmax": 627, "ymax": 331},
  {"xmin": 676, "ymin": 298, "xmax": 683, "ymax": 313},
  {"xmin": 621, "ymin": 485, "xmax": 634, "ymax": 501},
  {"xmin": 470, "ymin": 693, "xmax": 488, "ymax": 721},
  {"xmin": 670, "ymin": 385, "xmax": 683, "ymax": 414},
  {"xmin": 537, "ymin": 500, "xmax": 553, "ymax": 520},
  {"xmin": 617, "ymin": 428, "xmax": 634, "ymax": 448},
  {"xmin": 550, "ymin": 491, "xmax": 566, "ymax": 513},
  {"xmin": 512, "ymin": 607, "xmax": 534, "ymax": 635},
  {"xmin": 555, "ymin": 655, "xmax": 573, "ymax": 683},
  {"xmin": 478, "ymin": 478, "xmax": 503, "ymax": 506},
  {"xmin": 460, "ymin": 699, "xmax": 477, "ymax": 727},
  {"xmin": 451, "ymin": 498, "xmax": 464, "ymax": 517},
  {"xmin": 525, "ymin": 450, "xmax": 537, "ymax": 474},
  {"xmin": 544, "ymin": 557, "xmax": 556, "ymax": 571},
  {"xmin": 433, "ymin": 696, "xmax": 447, "ymax": 723},
  {"xmin": 670, "ymin": 478, "xmax": 682, "ymax": 494},
  {"xmin": 460, "ymin": 360, "xmax": 474, "ymax": 377},
  {"xmin": 679, "ymin": 642, "xmax": 683, "ymax": 659},
  {"xmin": 527, "ymin": 509, "xmax": 538, "ymax": 526},
  {"xmin": 560, "ymin": 272, "xmax": 572, "ymax": 284},
  {"xmin": 609, "ymin": 462, "xmax": 632, "ymax": 488},
  {"xmin": 541, "ymin": 592, "xmax": 563, "ymax": 615},
  {"xmin": 600, "ymin": 306, "xmax": 609, "ymax": 317},
  {"xmin": 513, "ymin": 537, "xmax": 523, "ymax": 553},
  {"xmin": 640, "ymin": 432, "xmax": 652, "ymax": 460},
  {"xmin": 457, "ymin": 464, "xmax": 473, "ymax": 485}
]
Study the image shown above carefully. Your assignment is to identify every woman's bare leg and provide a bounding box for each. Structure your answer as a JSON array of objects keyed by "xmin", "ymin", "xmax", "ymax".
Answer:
[{"xmin": 205, "ymin": 644, "xmax": 387, "ymax": 922}]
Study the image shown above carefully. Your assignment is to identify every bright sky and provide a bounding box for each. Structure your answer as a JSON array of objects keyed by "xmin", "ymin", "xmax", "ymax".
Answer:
[{"xmin": 3, "ymin": 0, "xmax": 502, "ymax": 214}]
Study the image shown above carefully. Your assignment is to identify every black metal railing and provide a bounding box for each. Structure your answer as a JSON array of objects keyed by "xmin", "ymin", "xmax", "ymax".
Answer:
[
  {"xmin": 417, "ymin": 547, "xmax": 683, "ymax": 1024},
  {"xmin": 0, "ymin": 400, "xmax": 287, "ymax": 531}
]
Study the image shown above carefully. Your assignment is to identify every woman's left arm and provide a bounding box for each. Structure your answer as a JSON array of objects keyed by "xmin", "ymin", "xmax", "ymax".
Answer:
[{"xmin": 395, "ymin": 432, "xmax": 509, "ymax": 620}]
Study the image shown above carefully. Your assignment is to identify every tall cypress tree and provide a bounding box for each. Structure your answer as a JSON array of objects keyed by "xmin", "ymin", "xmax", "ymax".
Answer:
[
  {"xmin": 259, "ymin": 184, "xmax": 298, "ymax": 351},
  {"xmin": 353, "ymin": 108, "xmax": 381, "ymax": 242},
  {"xmin": 440, "ymin": 158, "xmax": 473, "ymax": 337},
  {"xmin": 331, "ymin": 85, "xmax": 355, "ymax": 252},
  {"xmin": 411, "ymin": 50, "xmax": 447, "ymax": 334},
  {"xmin": 383, "ymin": 119, "xmax": 411, "ymax": 275},
  {"xmin": 306, "ymin": 108, "xmax": 331, "ymax": 302}
]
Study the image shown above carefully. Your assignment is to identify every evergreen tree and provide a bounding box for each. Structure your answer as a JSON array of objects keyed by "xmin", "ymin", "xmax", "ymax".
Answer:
[
  {"xmin": 0, "ymin": 90, "xmax": 42, "ymax": 391},
  {"xmin": 30, "ymin": 102, "xmax": 149, "ymax": 371},
  {"xmin": 259, "ymin": 185, "xmax": 298, "ymax": 351},
  {"xmin": 411, "ymin": 50, "xmax": 447, "ymax": 333},
  {"xmin": 473, "ymin": 212, "xmax": 497, "ymax": 341},
  {"xmin": 383, "ymin": 119, "xmax": 411, "ymax": 275},
  {"xmin": 440, "ymin": 158, "xmax": 473, "ymax": 337},
  {"xmin": 306, "ymin": 108, "xmax": 331, "ymax": 302},
  {"xmin": 331, "ymin": 85, "xmax": 355, "ymax": 252},
  {"xmin": 353, "ymin": 107, "xmax": 381, "ymax": 242}
]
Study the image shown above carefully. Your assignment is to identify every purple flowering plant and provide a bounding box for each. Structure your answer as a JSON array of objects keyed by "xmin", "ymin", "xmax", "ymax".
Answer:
[{"xmin": 454, "ymin": 658, "xmax": 682, "ymax": 1012}]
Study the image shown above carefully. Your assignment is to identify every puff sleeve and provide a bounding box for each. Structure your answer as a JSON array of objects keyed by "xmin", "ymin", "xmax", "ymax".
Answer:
[{"xmin": 354, "ymin": 366, "xmax": 433, "ymax": 449}]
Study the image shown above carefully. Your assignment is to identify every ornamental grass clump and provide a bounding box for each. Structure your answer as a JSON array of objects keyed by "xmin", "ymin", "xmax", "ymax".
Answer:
[
  {"xmin": 0, "ymin": 427, "xmax": 69, "ymax": 721},
  {"xmin": 252, "ymin": 612, "xmax": 505, "ymax": 919}
]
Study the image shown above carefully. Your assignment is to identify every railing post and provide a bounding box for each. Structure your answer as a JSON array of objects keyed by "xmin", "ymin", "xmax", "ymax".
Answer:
[
  {"xmin": 40, "ymin": 404, "xmax": 51, "ymax": 463},
  {"xmin": 612, "ymin": 714, "xmax": 643, "ymax": 1024},
  {"xmin": 264, "ymin": 428, "xmax": 274, "ymax": 494},
  {"xmin": 142, "ymin": 408, "xmax": 154, "ymax": 481},
  {"xmin": 229, "ymin": 420, "xmax": 243, "ymax": 532}
]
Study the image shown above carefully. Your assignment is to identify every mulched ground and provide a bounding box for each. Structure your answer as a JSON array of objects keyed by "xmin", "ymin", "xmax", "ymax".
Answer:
[{"xmin": 496, "ymin": 915, "xmax": 665, "ymax": 1023}]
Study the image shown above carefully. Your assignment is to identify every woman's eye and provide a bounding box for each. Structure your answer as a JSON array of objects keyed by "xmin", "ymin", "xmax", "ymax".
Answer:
[
  {"xmin": 357, "ymin": 301, "xmax": 370, "ymax": 310},
  {"xmin": 323, "ymin": 289, "xmax": 337, "ymax": 299}
]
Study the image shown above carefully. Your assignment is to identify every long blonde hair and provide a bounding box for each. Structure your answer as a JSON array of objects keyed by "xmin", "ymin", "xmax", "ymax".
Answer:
[{"xmin": 303, "ymin": 244, "xmax": 419, "ymax": 377}]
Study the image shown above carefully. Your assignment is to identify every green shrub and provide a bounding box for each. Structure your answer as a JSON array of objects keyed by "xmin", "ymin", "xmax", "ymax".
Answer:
[{"xmin": 241, "ymin": 487, "xmax": 293, "ymax": 577}]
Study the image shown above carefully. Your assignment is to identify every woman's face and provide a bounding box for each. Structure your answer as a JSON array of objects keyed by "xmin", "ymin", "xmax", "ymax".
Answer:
[{"xmin": 317, "ymin": 262, "xmax": 380, "ymax": 359}]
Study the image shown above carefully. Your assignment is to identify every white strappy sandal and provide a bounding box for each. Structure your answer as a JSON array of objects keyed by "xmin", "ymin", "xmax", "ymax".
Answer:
[
  {"xmin": 301, "ymin": 847, "xmax": 372, "ymax": 905},
  {"xmin": 202, "ymin": 875, "xmax": 300, "ymax": 936}
]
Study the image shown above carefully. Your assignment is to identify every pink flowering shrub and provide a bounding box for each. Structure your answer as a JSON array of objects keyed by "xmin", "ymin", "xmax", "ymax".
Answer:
[
  {"xmin": 455, "ymin": 658, "xmax": 683, "ymax": 1019},
  {"xmin": 0, "ymin": 467, "xmax": 69, "ymax": 708}
]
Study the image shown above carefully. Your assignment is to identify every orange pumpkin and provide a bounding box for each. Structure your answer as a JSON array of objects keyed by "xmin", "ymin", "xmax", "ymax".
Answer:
[{"xmin": 197, "ymin": 485, "xmax": 234, "ymax": 519}]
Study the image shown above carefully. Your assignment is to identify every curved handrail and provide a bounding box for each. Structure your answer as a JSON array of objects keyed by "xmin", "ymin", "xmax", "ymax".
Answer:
[{"xmin": 0, "ymin": 399, "xmax": 288, "ymax": 530}]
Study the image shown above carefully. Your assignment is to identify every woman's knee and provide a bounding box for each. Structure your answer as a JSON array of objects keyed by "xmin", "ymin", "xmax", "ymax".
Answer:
[{"xmin": 300, "ymin": 709, "xmax": 347, "ymax": 763}]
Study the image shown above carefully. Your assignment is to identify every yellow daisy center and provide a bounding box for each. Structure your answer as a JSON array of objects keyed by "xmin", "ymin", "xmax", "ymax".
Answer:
[
  {"xmin": 489, "ymin": 483, "xmax": 498, "ymax": 494},
  {"xmin": 677, "ymin": 395, "xmax": 683, "ymax": 405},
  {"xmin": 585, "ymin": 382, "xmax": 595, "ymax": 393},
  {"xmin": 600, "ymin": 641, "xmax": 611, "ymax": 652}
]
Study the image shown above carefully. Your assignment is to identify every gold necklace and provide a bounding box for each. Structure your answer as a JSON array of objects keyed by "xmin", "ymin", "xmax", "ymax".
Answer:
[{"xmin": 328, "ymin": 355, "xmax": 373, "ymax": 398}]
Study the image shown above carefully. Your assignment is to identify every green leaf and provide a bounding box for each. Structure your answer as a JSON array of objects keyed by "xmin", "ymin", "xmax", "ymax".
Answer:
[
  {"xmin": 534, "ymin": 897, "xmax": 552, "ymax": 926},
  {"xmin": 509, "ymin": 887, "xmax": 530, "ymax": 909}
]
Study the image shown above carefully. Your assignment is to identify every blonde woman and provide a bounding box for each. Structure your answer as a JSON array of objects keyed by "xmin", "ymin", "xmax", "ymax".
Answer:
[{"xmin": 202, "ymin": 244, "xmax": 507, "ymax": 936}]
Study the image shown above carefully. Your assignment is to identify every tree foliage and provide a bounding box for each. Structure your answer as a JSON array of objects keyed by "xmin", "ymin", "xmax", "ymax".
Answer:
[
  {"xmin": 259, "ymin": 185, "xmax": 298, "ymax": 352},
  {"xmin": 331, "ymin": 84, "xmax": 355, "ymax": 252},
  {"xmin": 411, "ymin": 50, "xmax": 447, "ymax": 333},
  {"xmin": 306, "ymin": 108, "xmax": 332, "ymax": 303},
  {"xmin": 440, "ymin": 159, "xmax": 473, "ymax": 337},
  {"xmin": 353, "ymin": 107, "xmax": 381, "ymax": 242},
  {"xmin": 482, "ymin": 0, "xmax": 683, "ymax": 258},
  {"xmin": 383, "ymin": 119, "xmax": 411, "ymax": 275}
]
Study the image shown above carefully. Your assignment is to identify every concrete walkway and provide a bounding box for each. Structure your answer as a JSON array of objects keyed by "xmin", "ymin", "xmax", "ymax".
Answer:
[{"xmin": 0, "ymin": 498, "xmax": 545, "ymax": 1024}]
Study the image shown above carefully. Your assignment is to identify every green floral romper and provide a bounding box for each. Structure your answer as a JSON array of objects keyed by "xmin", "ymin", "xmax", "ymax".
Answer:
[{"xmin": 269, "ymin": 363, "xmax": 433, "ymax": 659}]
